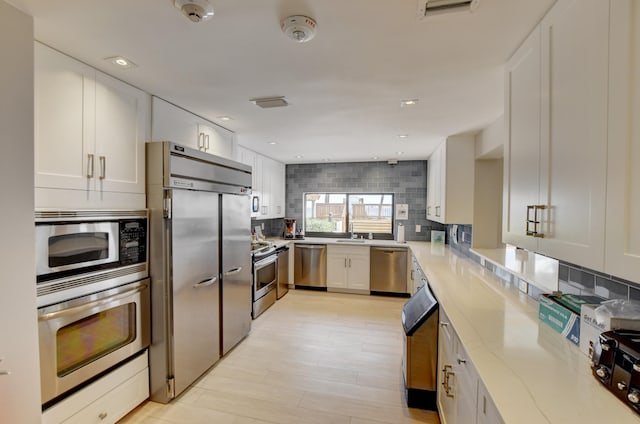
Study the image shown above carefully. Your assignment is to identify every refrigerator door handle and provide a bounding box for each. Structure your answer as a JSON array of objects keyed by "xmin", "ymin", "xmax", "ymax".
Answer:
[
  {"xmin": 224, "ymin": 267, "xmax": 243, "ymax": 276},
  {"xmin": 193, "ymin": 276, "xmax": 217, "ymax": 288}
]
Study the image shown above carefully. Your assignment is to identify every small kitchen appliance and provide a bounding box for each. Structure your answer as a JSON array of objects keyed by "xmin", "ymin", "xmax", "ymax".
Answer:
[
  {"xmin": 284, "ymin": 218, "xmax": 296, "ymax": 239},
  {"xmin": 592, "ymin": 329, "xmax": 640, "ymax": 415}
]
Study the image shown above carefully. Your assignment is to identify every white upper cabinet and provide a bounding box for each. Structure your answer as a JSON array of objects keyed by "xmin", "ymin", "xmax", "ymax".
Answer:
[
  {"xmin": 605, "ymin": 0, "xmax": 640, "ymax": 282},
  {"xmin": 151, "ymin": 96, "xmax": 236, "ymax": 159},
  {"xmin": 35, "ymin": 42, "xmax": 147, "ymax": 198},
  {"xmin": 426, "ymin": 135, "xmax": 474, "ymax": 224},
  {"xmin": 236, "ymin": 146, "xmax": 285, "ymax": 220},
  {"xmin": 503, "ymin": 0, "xmax": 609, "ymax": 270}
]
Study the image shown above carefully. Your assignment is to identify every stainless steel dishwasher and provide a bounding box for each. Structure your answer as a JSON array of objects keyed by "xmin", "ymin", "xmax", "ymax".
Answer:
[
  {"xmin": 294, "ymin": 244, "xmax": 327, "ymax": 289},
  {"xmin": 370, "ymin": 247, "xmax": 408, "ymax": 294}
]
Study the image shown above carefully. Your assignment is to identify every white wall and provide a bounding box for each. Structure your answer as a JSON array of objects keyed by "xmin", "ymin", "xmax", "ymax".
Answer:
[
  {"xmin": 0, "ymin": 1, "xmax": 41, "ymax": 422},
  {"xmin": 475, "ymin": 114, "xmax": 505, "ymax": 159}
]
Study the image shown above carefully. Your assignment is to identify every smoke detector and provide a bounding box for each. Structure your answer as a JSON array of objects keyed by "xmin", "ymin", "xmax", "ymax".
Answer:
[
  {"xmin": 281, "ymin": 15, "xmax": 318, "ymax": 43},
  {"xmin": 174, "ymin": 0, "xmax": 214, "ymax": 23}
]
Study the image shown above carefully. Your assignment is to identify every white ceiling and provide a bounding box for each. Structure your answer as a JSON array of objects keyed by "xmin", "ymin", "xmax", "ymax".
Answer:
[{"xmin": 9, "ymin": 0, "xmax": 553, "ymax": 164}]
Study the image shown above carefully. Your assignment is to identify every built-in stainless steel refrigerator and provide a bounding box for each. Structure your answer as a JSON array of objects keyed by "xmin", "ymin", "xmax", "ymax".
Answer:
[{"xmin": 146, "ymin": 142, "xmax": 252, "ymax": 403}]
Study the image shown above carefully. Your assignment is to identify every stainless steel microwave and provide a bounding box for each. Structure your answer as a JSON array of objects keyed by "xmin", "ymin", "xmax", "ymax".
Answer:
[{"xmin": 35, "ymin": 210, "xmax": 148, "ymax": 307}]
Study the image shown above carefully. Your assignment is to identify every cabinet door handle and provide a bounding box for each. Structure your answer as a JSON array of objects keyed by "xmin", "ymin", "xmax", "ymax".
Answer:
[
  {"xmin": 526, "ymin": 205, "xmax": 546, "ymax": 238},
  {"xmin": 427, "ymin": 206, "xmax": 431, "ymax": 215},
  {"xmin": 198, "ymin": 132, "xmax": 205, "ymax": 151},
  {"xmin": 98, "ymin": 412, "xmax": 108, "ymax": 420},
  {"xmin": 349, "ymin": 258, "xmax": 351, "ymax": 268},
  {"xmin": 205, "ymin": 134, "xmax": 210, "ymax": 150},
  {"xmin": 435, "ymin": 206, "xmax": 441, "ymax": 217},
  {"xmin": 344, "ymin": 258, "xmax": 347, "ymax": 268},
  {"xmin": 99, "ymin": 156, "xmax": 106, "ymax": 180},
  {"xmin": 87, "ymin": 154, "xmax": 94, "ymax": 178}
]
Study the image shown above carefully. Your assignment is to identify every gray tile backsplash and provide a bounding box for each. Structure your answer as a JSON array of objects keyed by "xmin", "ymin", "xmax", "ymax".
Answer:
[
  {"xmin": 559, "ymin": 261, "xmax": 639, "ymax": 302},
  {"xmin": 286, "ymin": 161, "xmax": 445, "ymax": 241}
]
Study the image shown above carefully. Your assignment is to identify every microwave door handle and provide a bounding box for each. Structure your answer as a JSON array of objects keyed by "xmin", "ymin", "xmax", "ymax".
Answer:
[
  {"xmin": 224, "ymin": 267, "xmax": 242, "ymax": 276},
  {"xmin": 38, "ymin": 283, "xmax": 147, "ymax": 321},
  {"xmin": 193, "ymin": 276, "xmax": 217, "ymax": 288}
]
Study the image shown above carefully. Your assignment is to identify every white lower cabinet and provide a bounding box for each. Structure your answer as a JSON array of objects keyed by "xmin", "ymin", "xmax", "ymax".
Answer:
[
  {"xmin": 42, "ymin": 352, "xmax": 148, "ymax": 424},
  {"xmin": 438, "ymin": 308, "xmax": 503, "ymax": 424},
  {"xmin": 326, "ymin": 245, "xmax": 370, "ymax": 292}
]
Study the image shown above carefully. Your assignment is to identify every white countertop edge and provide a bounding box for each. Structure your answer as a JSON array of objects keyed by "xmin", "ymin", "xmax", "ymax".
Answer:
[{"xmin": 407, "ymin": 242, "xmax": 640, "ymax": 424}]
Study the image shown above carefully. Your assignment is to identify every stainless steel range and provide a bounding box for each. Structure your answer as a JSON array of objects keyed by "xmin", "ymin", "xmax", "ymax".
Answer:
[{"xmin": 251, "ymin": 243, "xmax": 278, "ymax": 318}]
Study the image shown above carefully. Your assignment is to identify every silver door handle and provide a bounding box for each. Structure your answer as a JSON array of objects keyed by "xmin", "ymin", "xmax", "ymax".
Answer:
[
  {"xmin": 344, "ymin": 258, "xmax": 347, "ymax": 268},
  {"xmin": 224, "ymin": 267, "xmax": 242, "ymax": 276},
  {"xmin": 198, "ymin": 132, "xmax": 205, "ymax": 151},
  {"xmin": 348, "ymin": 258, "xmax": 351, "ymax": 268},
  {"xmin": 38, "ymin": 282, "xmax": 148, "ymax": 321},
  {"xmin": 205, "ymin": 134, "xmax": 210, "ymax": 150},
  {"xmin": 87, "ymin": 154, "xmax": 94, "ymax": 178},
  {"xmin": 0, "ymin": 370, "xmax": 10, "ymax": 376},
  {"xmin": 193, "ymin": 276, "xmax": 217, "ymax": 288},
  {"xmin": 99, "ymin": 155, "xmax": 106, "ymax": 179}
]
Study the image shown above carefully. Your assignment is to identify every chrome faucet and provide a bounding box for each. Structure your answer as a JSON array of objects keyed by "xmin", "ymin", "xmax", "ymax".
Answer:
[{"xmin": 349, "ymin": 223, "xmax": 357, "ymax": 239}]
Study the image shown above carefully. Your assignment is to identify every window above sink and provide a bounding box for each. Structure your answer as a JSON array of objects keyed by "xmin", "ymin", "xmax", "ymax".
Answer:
[{"xmin": 303, "ymin": 192, "xmax": 395, "ymax": 240}]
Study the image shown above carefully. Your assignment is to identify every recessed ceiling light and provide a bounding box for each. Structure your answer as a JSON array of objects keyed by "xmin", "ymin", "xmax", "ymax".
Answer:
[
  {"xmin": 268, "ymin": 141, "xmax": 278, "ymax": 145},
  {"xmin": 398, "ymin": 134, "xmax": 409, "ymax": 139},
  {"xmin": 396, "ymin": 151, "xmax": 405, "ymax": 155},
  {"xmin": 105, "ymin": 56, "xmax": 137, "ymax": 69},
  {"xmin": 294, "ymin": 155, "xmax": 303, "ymax": 159},
  {"xmin": 321, "ymin": 158, "xmax": 331, "ymax": 162},
  {"xmin": 217, "ymin": 116, "xmax": 232, "ymax": 121},
  {"xmin": 400, "ymin": 99, "xmax": 419, "ymax": 107},
  {"xmin": 371, "ymin": 156, "xmax": 379, "ymax": 160}
]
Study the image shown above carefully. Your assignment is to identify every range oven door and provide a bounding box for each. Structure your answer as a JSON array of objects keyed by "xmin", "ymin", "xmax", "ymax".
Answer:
[
  {"xmin": 253, "ymin": 254, "xmax": 277, "ymax": 300},
  {"xmin": 38, "ymin": 279, "xmax": 150, "ymax": 406}
]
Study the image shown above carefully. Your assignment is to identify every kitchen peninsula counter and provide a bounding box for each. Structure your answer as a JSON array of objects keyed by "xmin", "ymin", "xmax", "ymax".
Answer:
[{"xmin": 408, "ymin": 242, "xmax": 640, "ymax": 423}]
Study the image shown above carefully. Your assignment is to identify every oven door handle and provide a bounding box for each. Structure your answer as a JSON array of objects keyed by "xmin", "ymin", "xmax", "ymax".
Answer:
[
  {"xmin": 38, "ymin": 283, "xmax": 146, "ymax": 321},
  {"xmin": 224, "ymin": 267, "xmax": 242, "ymax": 276},
  {"xmin": 255, "ymin": 255, "xmax": 277, "ymax": 268},
  {"xmin": 193, "ymin": 276, "xmax": 217, "ymax": 288}
]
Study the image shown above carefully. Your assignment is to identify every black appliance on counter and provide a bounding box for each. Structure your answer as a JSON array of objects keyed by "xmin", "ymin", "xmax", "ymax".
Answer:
[
  {"xmin": 401, "ymin": 283, "xmax": 439, "ymax": 410},
  {"xmin": 592, "ymin": 329, "xmax": 640, "ymax": 415}
]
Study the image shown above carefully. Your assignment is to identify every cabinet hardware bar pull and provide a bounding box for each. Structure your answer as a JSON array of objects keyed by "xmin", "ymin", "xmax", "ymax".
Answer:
[
  {"xmin": 98, "ymin": 412, "xmax": 108, "ymax": 420},
  {"xmin": 344, "ymin": 258, "xmax": 347, "ymax": 268},
  {"xmin": 87, "ymin": 154, "xmax": 94, "ymax": 178},
  {"xmin": 0, "ymin": 370, "xmax": 10, "ymax": 376},
  {"xmin": 198, "ymin": 132, "xmax": 205, "ymax": 150},
  {"xmin": 99, "ymin": 156, "xmax": 106, "ymax": 180},
  {"xmin": 526, "ymin": 205, "xmax": 547, "ymax": 237},
  {"xmin": 205, "ymin": 134, "xmax": 210, "ymax": 150},
  {"xmin": 435, "ymin": 205, "xmax": 441, "ymax": 217}
]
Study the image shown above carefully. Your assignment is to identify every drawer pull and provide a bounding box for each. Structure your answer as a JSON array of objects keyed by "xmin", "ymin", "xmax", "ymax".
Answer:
[{"xmin": 98, "ymin": 412, "xmax": 108, "ymax": 420}]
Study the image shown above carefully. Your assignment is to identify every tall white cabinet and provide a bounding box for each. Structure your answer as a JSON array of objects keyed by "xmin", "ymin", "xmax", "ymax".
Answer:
[
  {"xmin": 503, "ymin": 0, "xmax": 609, "ymax": 270},
  {"xmin": 0, "ymin": 3, "xmax": 41, "ymax": 423},
  {"xmin": 605, "ymin": 0, "xmax": 640, "ymax": 282},
  {"xmin": 34, "ymin": 42, "xmax": 148, "ymax": 208}
]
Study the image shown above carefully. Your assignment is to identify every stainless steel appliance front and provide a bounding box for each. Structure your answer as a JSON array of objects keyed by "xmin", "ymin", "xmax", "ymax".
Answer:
[
  {"xmin": 370, "ymin": 247, "xmax": 408, "ymax": 294},
  {"xmin": 147, "ymin": 141, "xmax": 252, "ymax": 403},
  {"xmin": 252, "ymin": 251, "xmax": 277, "ymax": 318},
  {"xmin": 276, "ymin": 246, "xmax": 290, "ymax": 299},
  {"xmin": 294, "ymin": 244, "xmax": 327, "ymax": 288},
  {"xmin": 38, "ymin": 279, "xmax": 150, "ymax": 405}
]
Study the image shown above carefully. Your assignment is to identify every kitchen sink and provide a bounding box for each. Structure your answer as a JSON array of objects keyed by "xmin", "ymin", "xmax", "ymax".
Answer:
[{"xmin": 336, "ymin": 239, "xmax": 366, "ymax": 243}]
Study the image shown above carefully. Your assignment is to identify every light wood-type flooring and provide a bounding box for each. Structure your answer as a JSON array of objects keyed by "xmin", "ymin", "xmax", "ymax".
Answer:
[{"xmin": 120, "ymin": 289, "xmax": 440, "ymax": 424}]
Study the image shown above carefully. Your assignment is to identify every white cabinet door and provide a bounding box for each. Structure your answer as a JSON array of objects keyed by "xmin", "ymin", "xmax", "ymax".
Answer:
[
  {"xmin": 437, "ymin": 309, "xmax": 456, "ymax": 424},
  {"xmin": 346, "ymin": 251, "xmax": 370, "ymax": 291},
  {"xmin": 477, "ymin": 379, "xmax": 504, "ymax": 424},
  {"xmin": 503, "ymin": 26, "xmax": 542, "ymax": 251},
  {"xmin": 198, "ymin": 122, "xmax": 235, "ymax": 159},
  {"xmin": 454, "ymin": 335, "xmax": 478, "ymax": 424},
  {"xmin": 605, "ymin": 0, "xmax": 640, "ymax": 282},
  {"xmin": 236, "ymin": 146, "xmax": 260, "ymax": 217},
  {"xmin": 272, "ymin": 160, "xmax": 286, "ymax": 218},
  {"xmin": 260, "ymin": 155, "xmax": 272, "ymax": 218},
  {"xmin": 537, "ymin": 0, "xmax": 609, "ymax": 268},
  {"xmin": 151, "ymin": 96, "xmax": 198, "ymax": 149},
  {"xmin": 326, "ymin": 253, "xmax": 349, "ymax": 289},
  {"xmin": 95, "ymin": 72, "xmax": 147, "ymax": 194},
  {"xmin": 426, "ymin": 144, "xmax": 441, "ymax": 221},
  {"xmin": 35, "ymin": 42, "xmax": 95, "ymax": 191}
]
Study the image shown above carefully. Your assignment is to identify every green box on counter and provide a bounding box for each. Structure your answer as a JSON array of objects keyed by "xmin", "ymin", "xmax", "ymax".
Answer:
[{"xmin": 538, "ymin": 293, "xmax": 604, "ymax": 346}]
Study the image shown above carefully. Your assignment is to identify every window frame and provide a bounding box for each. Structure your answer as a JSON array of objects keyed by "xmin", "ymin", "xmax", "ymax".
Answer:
[{"xmin": 303, "ymin": 192, "xmax": 395, "ymax": 240}]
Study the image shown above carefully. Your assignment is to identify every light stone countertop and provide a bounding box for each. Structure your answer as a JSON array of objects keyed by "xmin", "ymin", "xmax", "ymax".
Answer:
[
  {"xmin": 408, "ymin": 241, "xmax": 640, "ymax": 423},
  {"xmin": 272, "ymin": 237, "xmax": 410, "ymax": 248}
]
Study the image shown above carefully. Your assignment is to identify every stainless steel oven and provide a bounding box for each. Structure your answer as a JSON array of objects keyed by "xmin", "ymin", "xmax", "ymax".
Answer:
[
  {"xmin": 34, "ymin": 210, "xmax": 150, "ymax": 406},
  {"xmin": 38, "ymin": 279, "xmax": 150, "ymax": 405},
  {"xmin": 252, "ymin": 247, "xmax": 277, "ymax": 318}
]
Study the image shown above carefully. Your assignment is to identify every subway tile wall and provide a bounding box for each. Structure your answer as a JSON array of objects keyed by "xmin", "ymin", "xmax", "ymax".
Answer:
[
  {"xmin": 558, "ymin": 261, "xmax": 640, "ymax": 302},
  {"xmin": 251, "ymin": 218, "xmax": 285, "ymax": 238},
  {"xmin": 286, "ymin": 161, "xmax": 446, "ymax": 241}
]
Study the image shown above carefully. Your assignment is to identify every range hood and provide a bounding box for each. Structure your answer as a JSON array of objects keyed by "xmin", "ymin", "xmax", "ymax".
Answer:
[{"xmin": 417, "ymin": 0, "xmax": 480, "ymax": 19}]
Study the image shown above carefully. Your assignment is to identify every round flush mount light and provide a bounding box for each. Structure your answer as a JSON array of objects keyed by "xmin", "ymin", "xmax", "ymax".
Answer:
[
  {"xmin": 281, "ymin": 15, "xmax": 318, "ymax": 43},
  {"xmin": 174, "ymin": 0, "xmax": 214, "ymax": 23}
]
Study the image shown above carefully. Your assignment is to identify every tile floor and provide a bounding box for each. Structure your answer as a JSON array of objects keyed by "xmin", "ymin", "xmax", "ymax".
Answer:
[{"xmin": 120, "ymin": 289, "xmax": 440, "ymax": 424}]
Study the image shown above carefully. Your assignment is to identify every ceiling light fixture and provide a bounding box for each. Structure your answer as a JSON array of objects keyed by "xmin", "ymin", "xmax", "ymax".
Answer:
[
  {"xmin": 398, "ymin": 134, "xmax": 409, "ymax": 139},
  {"xmin": 294, "ymin": 155, "xmax": 303, "ymax": 159},
  {"xmin": 217, "ymin": 116, "xmax": 232, "ymax": 121},
  {"xmin": 400, "ymin": 99, "xmax": 419, "ymax": 107},
  {"xmin": 105, "ymin": 56, "xmax": 137, "ymax": 69},
  {"xmin": 174, "ymin": 0, "xmax": 214, "ymax": 23},
  {"xmin": 281, "ymin": 15, "xmax": 318, "ymax": 43},
  {"xmin": 268, "ymin": 141, "xmax": 278, "ymax": 145},
  {"xmin": 396, "ymin": 151, "xmax": 405, "ymax": 155}
]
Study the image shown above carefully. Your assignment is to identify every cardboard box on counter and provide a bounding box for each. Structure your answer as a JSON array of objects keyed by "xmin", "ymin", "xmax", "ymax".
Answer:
[
  {"xmin": 580, "ymin": 304, "xmax": 640, "ymax": 357},
  {"xmin": 538, "ymin": 293, "xmax": 604, "ymax": 346}
]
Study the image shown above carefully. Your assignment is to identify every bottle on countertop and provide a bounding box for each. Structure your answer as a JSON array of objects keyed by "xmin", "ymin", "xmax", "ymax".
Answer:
[{"xmin": 397, "ymin": 223, "xmax": 405, "ymax": 243}]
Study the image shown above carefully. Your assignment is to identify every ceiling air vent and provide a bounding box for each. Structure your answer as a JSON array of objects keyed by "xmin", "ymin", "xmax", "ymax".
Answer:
[
  {"xmin": 417, "ymin": 0, "xmax": 480, "ymax": 19},
  {"xmin": 250, "ymin": 96, "xmax": 289, "ymax": 109}
]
